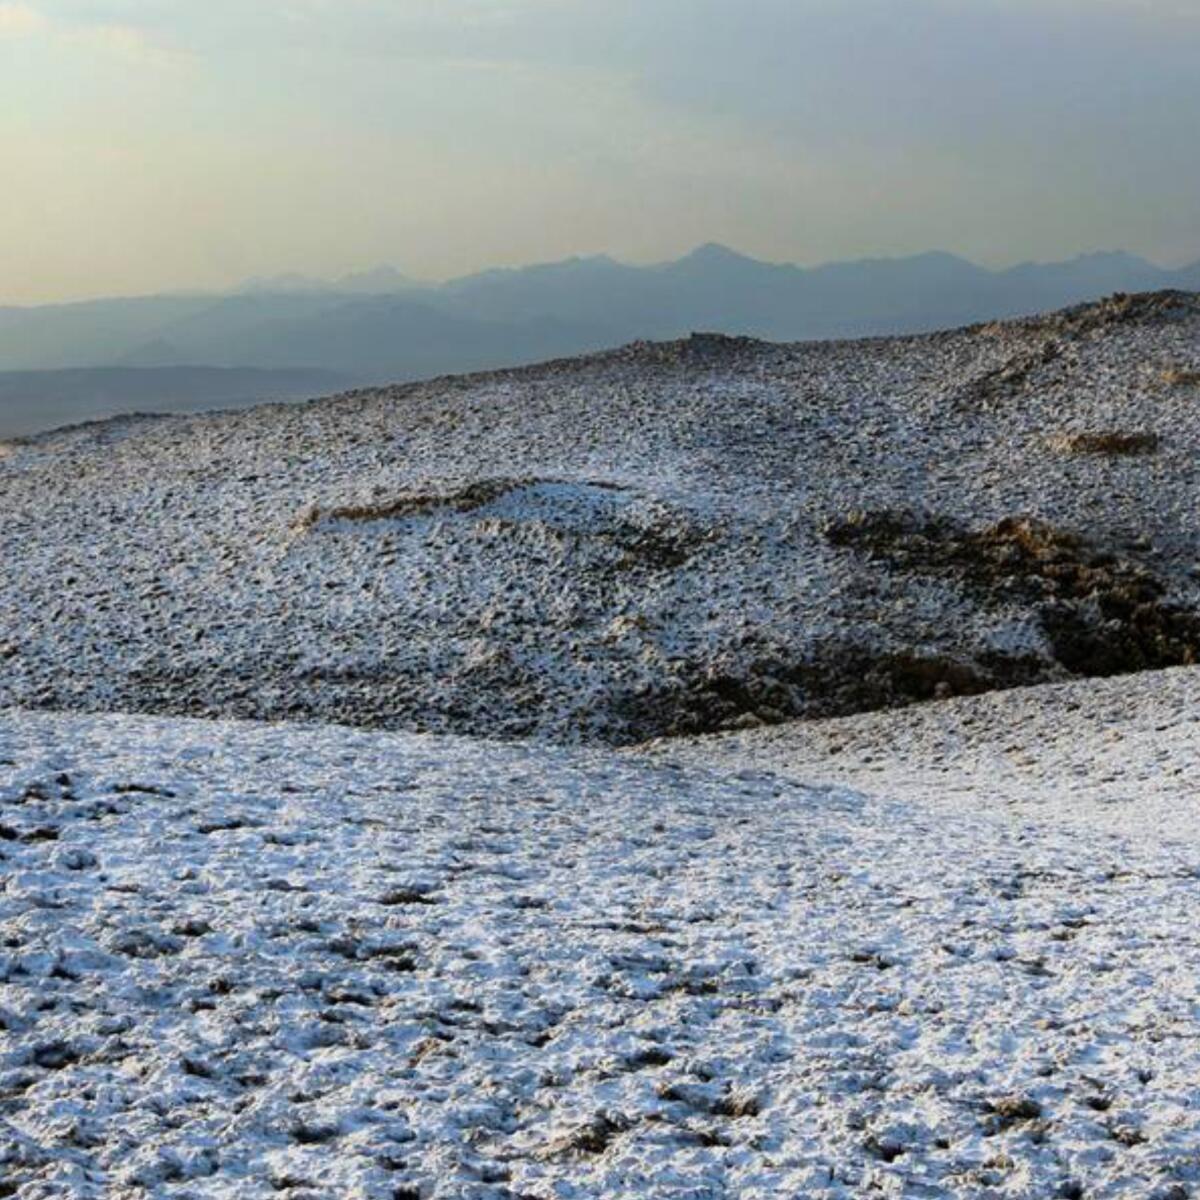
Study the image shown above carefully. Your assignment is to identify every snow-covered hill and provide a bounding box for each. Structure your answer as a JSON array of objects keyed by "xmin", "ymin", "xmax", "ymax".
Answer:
[
  {"xmin": 2, "ymin": 292, "xmax": 1200, "ymax": 743},
  {"xmin": 4, "ymin": 294, "xmax": 1200, "ymax": 1198},
  {"xmin": 3, "ymin": 705, "xmax": 1200, "ymax": 1198}
]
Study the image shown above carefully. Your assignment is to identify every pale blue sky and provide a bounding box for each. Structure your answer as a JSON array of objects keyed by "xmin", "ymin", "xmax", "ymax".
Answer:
[{"xmin": 3, "ymin": 0, "xmax": 1198, "ymax": 303}]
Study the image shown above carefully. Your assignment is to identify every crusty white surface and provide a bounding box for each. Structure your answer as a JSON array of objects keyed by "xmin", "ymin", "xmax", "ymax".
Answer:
[
  {"xmin": 4, "ymin": 705, "xmax": 1200, "ymax": 1198},
  {"xmin": 1, "ymin": 296, "xmax": 1198, "ymax": 742},
  {"xmin": 649, "ymin": 664, "xmax": 1200, "ymax": 843}
]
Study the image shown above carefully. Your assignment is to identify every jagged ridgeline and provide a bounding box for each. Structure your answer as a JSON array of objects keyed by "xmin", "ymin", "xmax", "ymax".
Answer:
[{"xmin": 1, "ymin": 292, "xmax": 1199, "ymax": 742}]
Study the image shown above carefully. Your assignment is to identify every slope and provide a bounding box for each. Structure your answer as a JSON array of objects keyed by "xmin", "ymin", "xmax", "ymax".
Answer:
[{"xmin": 1, "ymin": 292, "xmax": 1199, "ymax": 742}]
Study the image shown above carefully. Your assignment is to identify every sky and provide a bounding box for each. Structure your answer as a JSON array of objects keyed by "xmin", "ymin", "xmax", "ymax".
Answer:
[{"xmin": 2, "ymin": 0, "xmax": 1199, "ymax": 305}]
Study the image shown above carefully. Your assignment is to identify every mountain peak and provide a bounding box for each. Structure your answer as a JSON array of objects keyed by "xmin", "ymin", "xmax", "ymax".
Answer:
[
  {"xmin": 1071, "ymin": 249, "xmax": 1141, "ymax": 262},
  {"xmin": 680, "ymin": 242, "xmax": 757, "ymax": 265}
]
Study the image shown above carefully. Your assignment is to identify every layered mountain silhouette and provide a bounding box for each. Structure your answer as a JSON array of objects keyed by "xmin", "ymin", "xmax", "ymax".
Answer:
[{"xmin": 2, "ymin": 245, "xmax": 1197, "ymax": 383}]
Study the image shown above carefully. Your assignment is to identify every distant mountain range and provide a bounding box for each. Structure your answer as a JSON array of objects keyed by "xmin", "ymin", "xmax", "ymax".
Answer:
[
  {"xmin": 4, "ymin": 246, "xmax": 1198, "ymax": 379},
  {"xmin": 1, "ymin": 245, "xmax": 1197, "ymax": 437}
]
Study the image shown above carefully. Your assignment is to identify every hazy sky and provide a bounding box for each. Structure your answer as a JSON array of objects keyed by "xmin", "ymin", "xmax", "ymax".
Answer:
[{"xmin": 3, "ymin": 0, "xmax": 1199, "ymax": 304}]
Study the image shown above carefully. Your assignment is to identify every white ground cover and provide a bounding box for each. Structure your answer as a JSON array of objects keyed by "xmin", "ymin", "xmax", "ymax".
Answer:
[
  {"xmin": 2, "ymin": 294, "xmax": 1199, "ymax": 741},
  {"xmin": 4, "ymin": 706, "xmax": 1200, "ymax": 1199},
  {"xmin": 650, "ymin": 664, "xmax": 1200, "ymax": 842}
]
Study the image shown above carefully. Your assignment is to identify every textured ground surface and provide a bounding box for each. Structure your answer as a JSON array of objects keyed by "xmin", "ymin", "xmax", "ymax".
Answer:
[
  {"xmin": 649, "ymin": 665, "xmax": 1200, "ymax": 841},
  {"xmin": 2, "ymin": 292, "xmax": 1200, "ymax": 742},
  {"xmin": 3, "ymin": 704, "xmax": 1200, "ymax": 1199},
  {"xmin": 4, "ymin": 294, "xmax": 1200, "ymax": 1198}
]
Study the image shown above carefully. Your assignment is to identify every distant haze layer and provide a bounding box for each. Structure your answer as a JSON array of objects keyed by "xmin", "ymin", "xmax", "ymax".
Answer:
[
  {"xmin": 0, "ymin": 368, "xmax": 351, "ymax": 441},
  {"xmin": 1, "ymin": 244, "xmax": 1198, "ymax": 439}
]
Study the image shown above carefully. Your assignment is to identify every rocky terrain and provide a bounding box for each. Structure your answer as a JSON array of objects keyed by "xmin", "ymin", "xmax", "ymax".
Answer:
[
  {"xmin": 3, "ymin": 291, "xmax": 1200, "ymax": 1198},
  {"xmin": 1, "ymin": 291, "xmax": 1199, "ymax": 744},
  {"xmin": 4, "ymin": 701, "xmax": 1200, "ymax": 1199}
]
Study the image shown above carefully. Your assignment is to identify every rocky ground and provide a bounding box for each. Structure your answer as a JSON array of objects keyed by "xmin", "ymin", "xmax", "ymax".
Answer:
[
  {"xmin": 3, "ymin": 705, "xmax": 1200, "ymax": 1199},
  {"xmin": 1, "ymin": 291, "xmax": 1199, "ymax": 743},
  {"xmin": 4, "ymin": 292, "xmax": 1200, "ymax": 1198}
]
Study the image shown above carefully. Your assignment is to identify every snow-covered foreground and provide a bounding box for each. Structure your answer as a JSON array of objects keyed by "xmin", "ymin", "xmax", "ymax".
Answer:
[{"xmin": 4, "ymin": 709, "xmax": 1200, "ymax": 1198}]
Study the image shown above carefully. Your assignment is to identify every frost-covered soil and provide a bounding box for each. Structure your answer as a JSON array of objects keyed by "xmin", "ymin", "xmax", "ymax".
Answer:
[
  {"xmin": 2, "ymin": 292, "xmax": 1200, "ymax": 742},
  {"xmin": 649, "ymin": 664, "xmax": 1200, "ymax": 842},
  {"xmin": 5, "ymin": 706, "xmax": 1200, "ymax": 1198},
  {"xmin": 4, "ymin": 292, "xmax": 1200, "ymax": 1198}
]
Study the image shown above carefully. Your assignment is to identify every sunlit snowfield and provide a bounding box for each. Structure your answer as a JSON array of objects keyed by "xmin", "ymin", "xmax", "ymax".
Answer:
[
  {"xmin": 3, "ymin": 294, "xmax": 1200, "ymax": 745},
  {"xmin": 3, "ymin": 697, "xmax": 1200, "ymax": 1198}
]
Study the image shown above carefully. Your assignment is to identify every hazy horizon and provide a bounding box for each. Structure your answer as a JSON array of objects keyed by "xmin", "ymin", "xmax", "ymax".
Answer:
[
  {"xmin": 3, "ymin": 0, "xmax": 1199, "ymax": 306},
  {"xmin": 3, "ymin": 241, "xmax": 1199, "ymax": 311}
]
